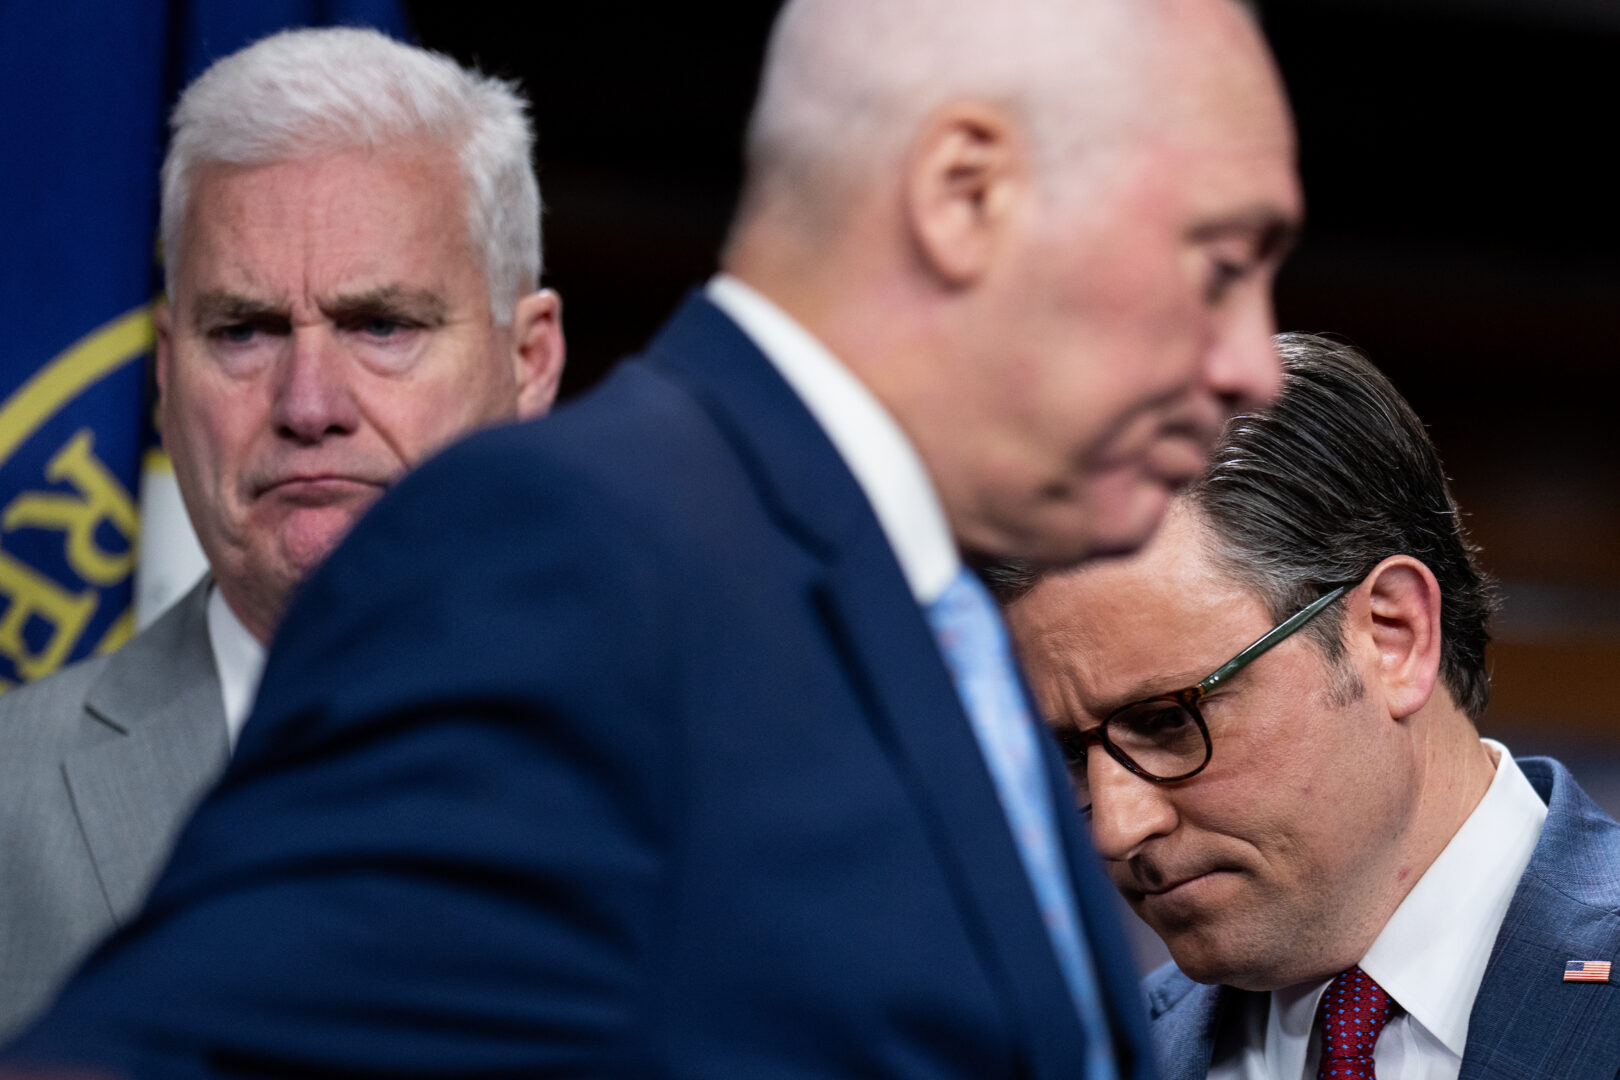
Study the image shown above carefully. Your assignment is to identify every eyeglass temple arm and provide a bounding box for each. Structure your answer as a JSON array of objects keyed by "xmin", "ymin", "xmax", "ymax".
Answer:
[{"xmin": 1197, "ymin": 585, "xmax": 1351, "ymax": 696}]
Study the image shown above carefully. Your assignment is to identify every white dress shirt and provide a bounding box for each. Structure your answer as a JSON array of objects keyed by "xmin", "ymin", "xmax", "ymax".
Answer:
[
  {"xmin": 1211, "ymin": 739, "xmax": 1548, "ymax": 1080},
  {"xmin": 206, "ymin": 584, "xmax": 266, "ymax": 750},
  {"xmin": 706, "ymin": 274, "xmax": 958, "ymax": 605}
]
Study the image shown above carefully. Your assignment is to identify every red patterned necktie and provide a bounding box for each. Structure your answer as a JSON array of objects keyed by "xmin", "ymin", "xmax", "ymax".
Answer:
[{"xmin": 1314, "ymin": 966, "xmax": 1399, "ymax": 1079}]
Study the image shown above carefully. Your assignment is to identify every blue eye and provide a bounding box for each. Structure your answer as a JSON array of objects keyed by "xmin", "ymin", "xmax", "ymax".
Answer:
[
  {"xmin": 361, "ymin": 317, "xmax": 404, "ymax": 338},
  {"xmin": 217, "ymin": 323, "xmax": 257, "ymax": 344},
  {"xmin": 351, "ymin": 315, "xmax": 424, "ymax": 342}
]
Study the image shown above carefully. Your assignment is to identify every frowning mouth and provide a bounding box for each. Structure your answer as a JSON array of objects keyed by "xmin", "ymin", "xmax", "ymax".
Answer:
[
  {"xmin": 1123, "ymin": 870, "xmax": 1244, "ymax": 926},
  {"xmin": 1140, "ymin": 872, "xmax": 1217, "ymax": 898},
  {"xmin": 252, "ymin": 474, "xmax": 390, "ymax": 503},
  {"xmin": 1114, "ymin": 862, "xmax": 1231, "ymax": 903}
]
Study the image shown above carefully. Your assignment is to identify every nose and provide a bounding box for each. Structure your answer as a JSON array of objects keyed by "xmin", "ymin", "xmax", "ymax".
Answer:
[
  {"xmin": 271, "ymin": 328, "xmax": 360, "ymax": 444},
  {"xmin": 1085, "ymin": 752, "xmax": 1178, "ymax": 861},
  {"xmin": 1204, "ymin": 292, "xmax": 1283, "ymax": 413}
]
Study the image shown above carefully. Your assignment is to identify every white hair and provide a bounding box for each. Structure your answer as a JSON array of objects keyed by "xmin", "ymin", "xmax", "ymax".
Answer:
[
  {"xmin": 738, "ymin": 0, "xmax": 1255, "ymax": 231},
  {"xmin": 161, "ymin": 27, "xmax": 540, "ymax": 324}
]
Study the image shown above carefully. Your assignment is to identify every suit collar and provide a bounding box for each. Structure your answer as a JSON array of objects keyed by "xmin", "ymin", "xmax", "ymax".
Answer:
[
  {"xmin": 1143, "ymin": 968, "xmax": 1233, "ymax": 1080},
  {"xmin": 1459, "ymin": 757, "xmax": 1620, "ymax": 1080},
  {"xmin": 80, "ymin": 578, "xmax": 221, "ymax": 736},
  {"xmin": 648, "ymin": 291, "xmax": 1100, "ymax": 1079},
  {"xmin": 816, "ymin": 547, "xmax": 1094, "ymax": 1080},
  {"xmin": 204, "ymin": 581, "xmax": 266, "ymax": 747},
  {"xmin": 65, "ymin": 579, "xmax": 229, "ymax": 921},
  {"xmin": 645, "ymin": 292, "xmax": 895, "ymax": 565},
  {"xmin": 704, "ymin": 275, "xmax": 958, "ymax": 603}
]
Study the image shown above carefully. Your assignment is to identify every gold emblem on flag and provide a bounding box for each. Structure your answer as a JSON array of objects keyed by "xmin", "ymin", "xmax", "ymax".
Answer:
[{"xmin": 0, "ymin": 305, "xmax": 152, "ymax": 690}]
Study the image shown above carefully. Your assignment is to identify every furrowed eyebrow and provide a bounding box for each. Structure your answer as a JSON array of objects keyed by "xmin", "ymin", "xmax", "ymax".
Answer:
[
  {"xmin": 187, "ymin": 286, "xmax": 452, "ymax": 332},
  {"xmin": 190, "ymin": 292, "xmax": 285, "ymax": 330},
  {"xmin": 324, "ymin": 286, "xmax": 448, "ymax": 325},
  {"xmin": 1092, "ymin": 669, "xmax": 1209, "ymax": 716}
]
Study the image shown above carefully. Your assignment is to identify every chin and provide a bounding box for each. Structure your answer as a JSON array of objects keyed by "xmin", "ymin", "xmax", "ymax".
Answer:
[
  {"xmin": 278, "ymin": 510, "xmax": 362, "ymax": 575},
  {"xmin": 1159, "ymin": 930, "xmax": 1261, "ymax": 989},
  {"xmin": 1158, "ymin": 920, "xmax": 1325, "ymax": 992}
]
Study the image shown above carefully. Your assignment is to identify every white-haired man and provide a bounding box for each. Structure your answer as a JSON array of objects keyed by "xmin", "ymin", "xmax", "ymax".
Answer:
[
  {"xmin": 0, "ymin": 27, "xmax": 563, "ymax": 1038},
  {"xmin": 6, "ymin": 1, "xmax": 1294, "ymax": 1076}
]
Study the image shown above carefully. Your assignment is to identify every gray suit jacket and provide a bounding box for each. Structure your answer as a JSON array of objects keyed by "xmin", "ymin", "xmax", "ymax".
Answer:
[
  {"xmin": 0, "ymin": 579, "xmax": 228, "ymax": 1038},
  {"xmin": 1145, "ymin": 756, "xmax": 1620, "ymax": 1079}
]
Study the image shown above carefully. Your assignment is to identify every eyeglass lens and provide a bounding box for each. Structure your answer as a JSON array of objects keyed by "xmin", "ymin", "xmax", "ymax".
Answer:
[{"xmin": 1061, "ymin": 698, "xmax": 1208, "ymax": 802}]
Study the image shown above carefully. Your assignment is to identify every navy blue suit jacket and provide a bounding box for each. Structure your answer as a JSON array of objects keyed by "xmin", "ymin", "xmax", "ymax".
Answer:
[
  {"xmin": 1144, "ymin": 756, "xmax": 1620, "ymax": 1080},
  {"xmin": 5, "ymin": 295, "xmax": 1152, "ymax": 1079}
]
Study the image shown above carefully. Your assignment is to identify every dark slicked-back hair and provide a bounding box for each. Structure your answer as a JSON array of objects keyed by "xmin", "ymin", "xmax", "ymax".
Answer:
[{"xmin": 1187, "ymin": 332, "xmax": 1498, "ymax": 718}]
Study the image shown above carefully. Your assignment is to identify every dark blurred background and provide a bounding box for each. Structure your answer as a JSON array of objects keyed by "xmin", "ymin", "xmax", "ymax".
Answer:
[
  {"xmin": 407, "ymin": 1, "xmax": 1620, "ymax": 975},
  {"xmin": 406, "ymin": 0, "xmax": 1619, "ymax": 781}
]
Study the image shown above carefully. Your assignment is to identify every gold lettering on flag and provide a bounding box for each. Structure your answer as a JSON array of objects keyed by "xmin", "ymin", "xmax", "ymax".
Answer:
[
  {"xmin": 0, "ymin": 305, "xmax": 153, "ymax": 688},
  {"xmin": 0, "ymin": 548, "xmax": 97, "ymax": 681},
  {"xmin": 4, "ymin": 430, "xmax": 139, "ymax": 584}
]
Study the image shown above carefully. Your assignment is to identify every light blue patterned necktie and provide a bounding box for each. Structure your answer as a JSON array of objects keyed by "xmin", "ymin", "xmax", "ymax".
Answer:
[{"xmin": 926, "ymin": 566, "xmax": 1117, "ymax": 1079}]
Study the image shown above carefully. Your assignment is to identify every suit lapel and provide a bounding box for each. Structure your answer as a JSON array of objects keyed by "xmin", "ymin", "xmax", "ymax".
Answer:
[
  {"xmin": 650, "ymin": 293, "xmax": 1089, "ymax": 1079},
  {"xmin": 817, "ymin": 550, "xmax": 1089, "ymax": 1080},
  {"xmin": 62, "ymin": 581, "xmax": 229, "ymax": 923},
  {"xmin": 1459, "ymin": 877, "xmax": 1620, "ymax": 1080},
  {"xmin": 1460, "ymin": 759, "xmax": 1620, "ymax": 1080}
]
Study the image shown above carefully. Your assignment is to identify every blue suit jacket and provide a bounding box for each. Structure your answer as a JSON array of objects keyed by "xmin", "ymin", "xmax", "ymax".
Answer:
[
  {"xmin": 5, "ymin": 295, "xmax": 1152, "ymax": 1080},
  {"xmin": 1144, "ymin": 756, "xmax": 1620, "ymax": 1080}
]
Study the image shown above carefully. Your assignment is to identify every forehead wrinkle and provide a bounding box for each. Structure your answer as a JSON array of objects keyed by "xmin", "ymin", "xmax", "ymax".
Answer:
[
  {"xmin": 1053, "ymin": 583, "xmax": 1263, "ymax": 719},
  {"xmin": 1022, "ymin": 591, "xmax": 1204, "ymax": 721}
]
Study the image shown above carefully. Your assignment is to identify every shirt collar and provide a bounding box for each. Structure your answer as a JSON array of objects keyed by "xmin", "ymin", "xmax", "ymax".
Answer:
[
  {"xmin": 705, "ymin": 274, "xmax": 958, "ymax": 604},
  {"xmin": 1259, "ymin": 738, "xmax": 1549, "ymax": 1075},
  {"xmin": 1358, "ymin": 738, "xmax": 1547, "ymax": 1054},
  {"xmin": 206, "ymin": 583, "xmax": 267, "ymax": 751}
]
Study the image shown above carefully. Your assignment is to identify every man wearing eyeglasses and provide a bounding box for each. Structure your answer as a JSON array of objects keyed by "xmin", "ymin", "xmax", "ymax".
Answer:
[{"xmin": 998, "ymin": 332, "xmax": 1620, "ymax": 1080}]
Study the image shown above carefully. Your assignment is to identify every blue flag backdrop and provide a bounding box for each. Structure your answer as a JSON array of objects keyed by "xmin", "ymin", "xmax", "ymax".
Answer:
[{"xmin": 0, "ymin": 0, "xmax": 408, "ymax": 693}]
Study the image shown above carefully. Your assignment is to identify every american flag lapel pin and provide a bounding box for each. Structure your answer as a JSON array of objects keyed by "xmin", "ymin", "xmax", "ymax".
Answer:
[{"xmin": 1564, "ymin": 960, "xmax": 1612, "ymax": 983}]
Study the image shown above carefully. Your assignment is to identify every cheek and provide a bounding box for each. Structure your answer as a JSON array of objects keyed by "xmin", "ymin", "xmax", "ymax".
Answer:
[
  {"xmin": 365, "ymin": 386, "xmax": 496, "ymax": 467},
  {"xmin": 441, "ymin": 345, "xmax": 526, "ymax": 427},
  {"xmin": 1179, "ymin": 733, "xmax": 1308, "ymax": 836},
  {"xmin": 1213, "ymin": 751, "xmax": 1371, "ymax": 876},
  {"xmin": 1057, "ymin": 310, "xmax": 1208, "ymax": 454},
  {"xmin": 164, "ymin": 391, "xmax": 242, "ymax": 492},
  {"xmin": 1073, "ymin": 195, "xmax": 1202, "ymax": 338}
]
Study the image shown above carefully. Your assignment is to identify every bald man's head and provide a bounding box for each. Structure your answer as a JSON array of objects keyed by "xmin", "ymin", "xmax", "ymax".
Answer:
[
  {"xmin": 733, "ymin": 0, "xmax": 1260, "ymax": 241},
  {"xmin": 725, "ymin": 0, "xmax": 1298, "ymax": 570}
]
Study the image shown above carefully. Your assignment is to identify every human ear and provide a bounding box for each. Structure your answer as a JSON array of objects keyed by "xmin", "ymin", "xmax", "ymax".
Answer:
[
  {"xmin": 509, "ymin": 288, "xmax": 565, "ymax": 420},
  {"xmin": 1361, "ymin": 555, "xmax": 1443, "ymax": 719},
  {"xmin": 902, "ymin": 102, "xmax": 1027, "ymax": 287}
]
